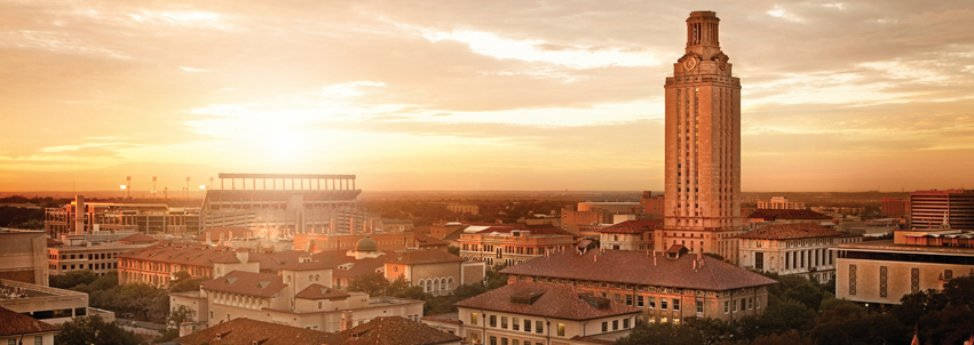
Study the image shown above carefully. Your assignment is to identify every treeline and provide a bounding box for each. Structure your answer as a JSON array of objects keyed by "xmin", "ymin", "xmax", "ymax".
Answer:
[{"xmin": 616, "ymin": 275, "xmax": 974, "ymax": 345}]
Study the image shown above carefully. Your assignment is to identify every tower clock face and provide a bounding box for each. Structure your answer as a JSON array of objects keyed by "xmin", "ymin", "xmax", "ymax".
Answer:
[{"xmin": 683, "ymin": 56, "xmax": 699, "ymax": 71}]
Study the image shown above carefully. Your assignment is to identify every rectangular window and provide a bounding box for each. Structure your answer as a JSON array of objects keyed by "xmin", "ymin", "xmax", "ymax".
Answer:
[
  {"xmin": 673, "ymin": 299, "xmax": 680, "ymax": 311},
  {"xmin": 724, "ymin": 301, "xmax": 729, "ymax": 313},
  {"xmin": 489, "ymin": 315, "xmax": 497, "ymax": 327},
  {"xmin": 879, "ymin": 266, "xmax": 888, "ymax": 298},
  {"xmin": 626, "ymin": 295, "xmax": 633, "ymax": 305},
  {"xmin": 470, "ymin": 312, "xmax": 479, "ymax": 325},
  {"xmin": 695, "ymin": 298, "xmax": 704, "ymax": 314},
  {"xmin": 612, "ymin": 319, "xmax": 619, "ymax": 330},
  {"xmin": 601, "ymin": 321, "xmax": 608, "ymax": 332},
  {"xmin": 911, "ymin": 268, "xmax": 920, "ymax": 293},
  {"xmin": 637, "ymin": 295, "xmax": 644, "ymax": 307},
  {"xmin": 490, "ymin": 336, "xmax": 497, "ymax": 345},
  {"xmin": 536, "ymin": 321, "xmax": 543, "ymax": 334},
  {"xmin": 661, "ymin": 299, "xmax": 668, "ymax": 310},
  {"xmin": 648, "ymin": 297, "xmax": 656, "ymax": 309},
  {"xmin": 501, "ymin": 316, "xmax": 508, "ymax": 329},
  {"xmin": 513, "ymin": 317, "xmax": 519, "ymax": 331},
  {"xmin": 34, "ymin": 336, "xmax": 41, "ymax": 345},
  {"xmin": 623, "ymin": 318, "xmax": 630, "ymax": 329},
  {"xmin": 731, "ymin": 299, "xmax": 737, "ymax": 312},
  {"xmin": 513, "ymin": 340, "xmax": 519, "ymax": 345},
  {"xmin": 557, "ymin": 323, "xmax": 565, "ymax": 337},
  {"xmin": 849, "ymin": 264, "xmax": 857, "ymax": 296},
  {"xmin": 501, "ymin": 337, "xmax": 508, "ymax": 345},
  {"xmin": 524, "ymin": 319, "xmax": 531, "ymax": 332}
]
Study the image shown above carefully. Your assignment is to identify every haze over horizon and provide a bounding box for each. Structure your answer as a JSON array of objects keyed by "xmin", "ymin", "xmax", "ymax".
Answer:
[{"xmin": 2, "ymin": 1, "xmax": 973, "ymax": 192}]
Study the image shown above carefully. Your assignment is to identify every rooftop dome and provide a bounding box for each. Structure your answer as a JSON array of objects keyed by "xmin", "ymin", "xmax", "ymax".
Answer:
[{"xmin": 355, "ymin": 237, "xmax": 378, "ymax": 252}]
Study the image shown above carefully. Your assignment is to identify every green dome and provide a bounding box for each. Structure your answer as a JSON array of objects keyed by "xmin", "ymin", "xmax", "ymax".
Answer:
[{"xmin": 355, "ymin": 237, "xmax": 378, "ymax": 252}]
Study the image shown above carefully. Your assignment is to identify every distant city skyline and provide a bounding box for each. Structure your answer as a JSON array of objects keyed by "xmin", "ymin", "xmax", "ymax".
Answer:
[{"xmin": 2, "ymin": 1, "xmax": 973, "ymax": 192}]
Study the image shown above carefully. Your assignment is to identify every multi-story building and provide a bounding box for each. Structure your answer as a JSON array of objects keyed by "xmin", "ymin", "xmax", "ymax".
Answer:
[
  {"xmin": 756, "ymin": 197, "xmax": 806, "ymax": 210},
  {"xmin": 424, "ymin": 282, "xmax": 642, "ymax": 345},
  {"xmin": 737, "ymin": 223, "xmax": 861, "ymax": 283},
  {"xmin": 599, "ymin": 219, "xmax": 660, "ymax": 251},
  {"xmin": 641, "ymin": 191, "xmax": 665, "ymax": 219},
  {"xmin": 0, "ymin": 228, "xmax": 48, "ymax": 285},
  {"xmin": 881, "ymin": 197, "xmax": 909, "ymax": 218},
  {"xmin": 44, "ymin": 195, "xmax": 201, "ymax": 237},
  {"xmin": 177, "ymin": 316, "xmax": 461, "ymax": 345},
  {"xmin": 293, "ymin": 232, "xmax": 417, "ymax": 253},
  {"xmin": 170, "ymin": 257, "xmax": 424, "ymax": 333},
  {"xmin": 48, "ymin": 233, "xmax": 158, "ymax": 276},
  {"xmin": 446, "ymin": 203, "xmax": 480, "ymax": 216},
  {"xmin": 0, "ymin": 279, "xmax": 115, "ymax": 326},
  {"xmin": 834, "ymin": 229, "xmax": 974, "ymax": 305},
  {"xmin": 118, "ymin": 243, "xmax": 310, "ymax": 287},
  {"xmin": 561, "ymin": 201, "xmax": 645, "ymax": 235},
  {"xmin": 657, "ymin": 11, "xmax": 744, "ymax": 264},
  {"xmin": 384, "ymin": 248, "xmax": 485, "ymax": 296},
  {"xmin": 501, "ymin": 248, "xmax": 776, "ymax": 323},
  {"xmin": 0, "ymin": 306, "xmax": 58, "ymax": 345},
  {"xmin": 457, "ymin": 225, "xmax": 575, "ymax": 266},
  {"xmin": 909, "ymin": 190, "xmax": 974, "ymax": 229}
]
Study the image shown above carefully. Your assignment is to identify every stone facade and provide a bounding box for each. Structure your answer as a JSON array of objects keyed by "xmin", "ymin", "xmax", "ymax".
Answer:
[
  {"xmin": 0, "ymin": 229, "xmax": 48, "ymax": 286},
  {"xmin": 657, "ymin": 11, "xmax": 743, "ymax": 264}
]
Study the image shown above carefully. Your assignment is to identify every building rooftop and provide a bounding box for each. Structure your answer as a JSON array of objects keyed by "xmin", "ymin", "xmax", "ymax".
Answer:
[
  {"xmin": 463, "ymin": 225, "xmax": 572, "ymax": 237},
  {"xmin": 598, "ymin": 219, "xmax": 661, "ymax": 234},
  {"xmin": 385, "ymin": 249, "xmax": 463, "ymax": 265},
  {"xmin": 837, "ymin": 239, "xmax": 974, "ymax": 256},
  {"xmin": 501, "ymin": 250, "xmax": 777, "ymax": 291},
  {"xmin": 337, "ymin": 316, "xmax": 461, "ymax": 345},
  {"xmin": 747, "ymin": 208, "xmax": 831, "ymax": 220},
  {"xmin": 739, "ymin": 223, "xmax": 849, "ymax": 240},
  {"xmin": 0, "ymin": 307, "xmax": 58, "ymax": 337},
  {"xmin": 295, "ymin": 284, "xmax": 350, "ymax": 300},
  {"xmin": 200, "ymin": 271, "xmax": 285, "ymax": 298},
  {"xmin": 456, "ymin": 282, "xmax": 641, "ymax": 321},
  {"xmin": 176, "ymin": 318, "xmax": 340, "ymax": 345}
]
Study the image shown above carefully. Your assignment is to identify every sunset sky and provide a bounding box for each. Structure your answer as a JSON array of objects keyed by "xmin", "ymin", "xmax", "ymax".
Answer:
[{"xmin": 1, "ymin": 1, "xmax": 973, "ymax": 192}]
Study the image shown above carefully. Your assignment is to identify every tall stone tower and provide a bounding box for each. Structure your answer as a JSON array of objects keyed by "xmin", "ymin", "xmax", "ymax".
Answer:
[{"xmin": 655, "ymin": 11, "xmax": 742, "ymax": 263}]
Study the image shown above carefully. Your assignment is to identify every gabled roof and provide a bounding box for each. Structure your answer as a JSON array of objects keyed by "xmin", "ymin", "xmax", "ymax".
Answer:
[
  {"xmin": 0, "ymin": 307, "xmax": 58, "ymax": 336},
  {"xmin": 176, "ymin": 318, "xmax": 340, "ymax": 345},
  {"xmin": 747, "ymin": 208, "xmax": 830, "ymax": 220},
  {"xmin": 311, "ymin": 251, "xmax": 385, "ymax": 280},
  {"xmin": 200, "ymin": 271, "xmax": 285, "ymax": 298},
  {"xmin": 739, "ymin": 223, "xmax": 847, "ymax": 240},
  {"xmin": 599, "ymin": 219, "xmax": 661, "ymax": 234},
  {"xmin": 295, "ymin": 284, "xmax": 350, "ymax": 300},
  {"xmin": 501, "ymin": 250, "xmax": 777, "ymax": 291},
  {"xmin": 385, "ymin": 249, "xmax": 463, "ymax": 266},
  {"xmin": 456, "ymin": 282, "xmax": 641, "ymax": 321},
  {"xmin": 338, "ymin": 316, "xmax": 461, "ymax": 345},
  {"xmin": 118, "ymin": 233, "xmax": 157, "ymax": 244}
]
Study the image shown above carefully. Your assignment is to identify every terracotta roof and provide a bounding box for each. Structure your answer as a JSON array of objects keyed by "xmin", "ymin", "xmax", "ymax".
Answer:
[
  {"xmin": 739, "ymin": 223, "xmax": 847, "ymax": 240},
  {"xmin": 471, "ymin": 225, "xmax": 572, "ymax": 236},
  {"xmin": 415, "ymin": 234, "xmax": 448, "ymax": 247},
  {"xmin": 119, "ymin": 233, "xmax": 158, "ymax": 244},
  {"xmin": 0, "ymin": 307, "xmax": 58, "ymax": 337},
  {"xmin": 599, "ymin": 219, "xmax": 661, "ymax": 234},
  {"xmin": 311, "ymin": 251, "xmax": 385, "ymax": 280},
  {"xmin": 119, "ymin": 243, "xmax": 241, "ymax": 267},
  {"xmin": 200, "ymin": 271, "xmax": 285, "ymax": 298},
  {"xmin": 385, "ymin": 249, "xmax": 463, "ymax": 265},
  {"xmin": 295, "ymin": 284, "xmax": 350, "ymax": 300},
  {"xmin": 177, "ymin": 318, "xmax": 340, "ymax": 345},
  {"xmin": 421, "ymin": 312, "xmax": 462, "ymax": 326},
  {"xmin": 747, "ymin": 209, "xmax": 830, "ymax": 220},
  {"xmin": 455, "ymin": 282, "xmax": 641, "ymax": 321},
  {"xmin": 501, "ymin": 250, "xmax": 777, "ymax": 291},
  {"xmin": 338, "ymin": 316, "xmax": 461, "ymax": 345}
]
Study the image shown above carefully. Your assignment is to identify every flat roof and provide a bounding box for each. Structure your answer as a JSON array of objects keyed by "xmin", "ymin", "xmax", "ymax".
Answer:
[
  {"xmin": 218, "ymin": 173, "xmax": 355, "ymax": 179},
  {"xmin": 836, "ymin": 240, "xmax": 974, "ymax": 256}
]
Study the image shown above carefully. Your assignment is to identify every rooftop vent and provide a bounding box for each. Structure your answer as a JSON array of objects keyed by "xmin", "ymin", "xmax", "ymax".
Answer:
[
  {"xmin": 578, "ymin": 293, "xmax": 611, "ymax": 309},
  {"xmin": 510, "ymin": 290, "xmax": 545, "ymax": 304}
]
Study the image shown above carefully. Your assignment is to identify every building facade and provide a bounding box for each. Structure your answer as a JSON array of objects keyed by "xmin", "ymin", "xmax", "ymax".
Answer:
[
  {"xmin": 0, "ymin": 307, "xmax": 58, "ymax": 345},
  {"xmin": 48, "ymin": 234, "xmax": 157, "ymax": 276},
  {"xmin": 738, "ymin": 223, "xmax": 861, "ymax": 283},
  {"xmin": 0, "ymin": 229, "xmax": 48, "ymax": 286},
  {"xmin": 44, "ymin": 195, "xmax": 200, "ymax": 237},
  {"xmin": 501, "ymin": 249, "xmax": 776, "ymax": 323},
  {"xmin": 457, "ymin": 225, "xmax": 575, "ymax": 266},
  {"xmin": 0, "ymin": 279, "xmax": 114, "ymax": 326},
  {"xmin": 834, "ymin": 229, "xmax": 974, "ymax": 305},
  {"xmin": 909, "ymin": 190, "xmax": 974, "ymax": 229},
  {"xmin": 658, "ymin": 11, "xmax": 743, "ymax": 264},
  {"xmin": 598, "ymin": 219, "xmax": 659, "ymax": 251},
  {"xmin": 756, "ymin": 197, "xmax": 806, "ymax": 210}
]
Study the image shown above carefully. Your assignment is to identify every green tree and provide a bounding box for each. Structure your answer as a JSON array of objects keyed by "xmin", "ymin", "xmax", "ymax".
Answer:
[
  {"xmin": 169, "ymin": 271, "xmax": 204, "ymax": 293},
  {"xmin": 616, "ymin": 322, "xmax": 704, "ymax": 345},
  {"xmin": 50, "ymin": 270, "xmax": 99, "ymax": 289},
  {"xmin": 892, "ymin": 276, "xmax": 974, "ymax": 345},
  {"xmin": 55, "ymin": 316, "xmax": 143, "ymax": 345},
  {"xmin": 348, "ymin": 272, "xmax": 391, "ymax": 296}
]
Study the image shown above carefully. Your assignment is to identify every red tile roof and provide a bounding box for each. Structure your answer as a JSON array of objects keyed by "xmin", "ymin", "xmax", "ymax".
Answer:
[
  {"xmin": 338, "ymin": 316, "xmax": 461, "ymax": 345},
  {"xmin": 177, "ymin": 318, "xmax": 340, "ymax": 345},
  {"xmin": 200, "ymin": 271, "xmax": 285, "ymax": 298},
  {"xmin": 0, "ymin": 307, "xmax": 58, "ymax": 337},
  {"xmin": 501, "ymin": 250, "xmax": 777, "ymax": 291},
  {"xmin": 120, "ymin": 243, "xmax": 241, "ymax": 267},
  {"xmin": 118, "ymin": 233, "xmax": 158, "ymax": 244},
  {"xmin": 311, "ymin": 251, "xmax": 385, "ymax": 280},
  {"xmin": 747, "ymin": 209, "xmax": 830, "ymax": 220},
  {"xmin": 456, "ymin": 282, "xmax": 641, "ymax": 321},
  {"xmin": 599, "ymin": 219, "xmax": 661, "ymax": 234},
  {"xmin": 385, "ymin": 249, "xmax": 463, "ymax": 265},
  {"xmin": 739, "ymin": 223, "xmax": 847, "ymax": 240},
  {"xmin": 472, "ymin": 225, "xmax": 572, "ymax": 236},
  {"xmin": 295, "ymin": 284, "xmax": 350, "ymax": 300}
]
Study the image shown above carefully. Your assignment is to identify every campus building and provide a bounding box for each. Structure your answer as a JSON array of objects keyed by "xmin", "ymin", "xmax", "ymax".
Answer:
[
  {"xmin": 737, "ymin": 223, "xmax": 861, "ymax": 283},
  {"xmin": 0, "ymin": 228, "xmax": 48, "ymax": 285},
  {"xmin": 834, "ymin": 229, "xmax": 974, "ymax": 305},
  {"xmin": 598, "ymin": 219, "xmax": 660, "ymax": 251},
  {"xmin": 908, "ymin": 190, "xmax": 974, "ymax": 229},
  {"xmin": 48, "ymin": 232, "xmax": 158, "ymax": 276},
  {"xmin": 44, "ymin": 195, "xmax": 200, "ymax": 237},
  {"xmin": 457, "ymin": 225, "xmax": 575, "ymax": 266},
  {"xmin": 501, "ymin": 248, "xmax": 776, "ymax": 323}
]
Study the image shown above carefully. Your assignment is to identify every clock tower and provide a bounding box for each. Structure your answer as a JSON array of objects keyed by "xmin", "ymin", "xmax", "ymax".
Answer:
[{"xmin": 655, "ymin": 11, "xmax": 743, "ymax": 263}]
